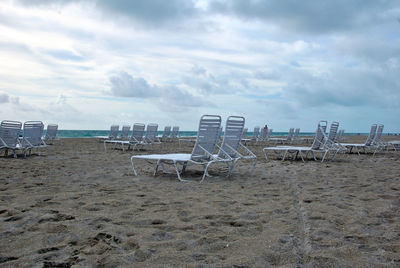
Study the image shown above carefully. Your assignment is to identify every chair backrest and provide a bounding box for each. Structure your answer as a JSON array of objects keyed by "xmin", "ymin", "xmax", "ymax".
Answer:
[
  {"xmin": 327, "ymin": 122, "xmax": 339, "ymax": 143},
  {"xmin": 311, "ymin": 121, "xmax": 328, "ymax": 150},
  {"xmin": 335, "ymin": 129, "xmax": 343, "ymax": 142},
  {"xmin": 144, "ymin": 123, "xmax": 158, "ymax": 143},
  {"xmin": 293, "ymin": 128, "xmax": 300, "ymax": 139},
  {"xmin": 191, "ymin": 115, "xmax": 222, "ymax": 161},
  {"xmin": 170, "ymin": 126, "xmax": 179, "ymax": 138},
  {"xmin": 365, "ymin": 124, "xmax": 377, "ymax": 146},
  {"xmin": 218, "ymin": 116, "xmax": 245, "ymax": 158},
  {"xmin": 242, "ymin": 128, "xmax": 248, "ymax": 139},
  {"xmin": 22, "ymin": 121, "xmax": 44, "ymax": 147},
  {"xmin": 131, "ymin": 123, "xmax": 145, "ymax": 142},
  {"xmin": 372, "ymin": 124, "xmax": 384, "ymax": 144},
  {"xmin": 287, "ymin": 128, "xmax": 295, "ymax": 141},
  {"xmin": 252, "ymin": 126, "xmax": 260, "ymax": 139},
  {"xmin": 162, "ymin": 126, "xmax": 171, "ymax": 138},
  {"xmin": 45, "ymin": 124, "xmax": 58, "ymax": 139},
  {"xmin": 120, "ymin": 125, "xmax": 131, "ymax": 139},
  {"xmin": 0, "ymin": 120, "xmax": 22, "ymax": 148},
  {"xmin": 260, "ymin": 128, "xmax": 267, "ymax": 140},
  {"xmin": 109, "ymin": 125, "xmax": 119, "ymax": 139},
  {"xmin": 268, "ymin": 129, "xmax": 273, "ymax": 137}
]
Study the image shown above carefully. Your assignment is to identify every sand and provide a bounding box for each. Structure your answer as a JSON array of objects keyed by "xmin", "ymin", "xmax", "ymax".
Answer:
[{"xmin": 0, "ymin": 136, "xmax": 399, "ymax": 267}]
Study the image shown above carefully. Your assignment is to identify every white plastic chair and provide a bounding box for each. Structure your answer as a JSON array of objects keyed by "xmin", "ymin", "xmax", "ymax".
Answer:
[
  {"xmin": 0, "ymin": 120, "xmax": 22, "ymax": 158},
  {"xmin": 131, "ymin": 115, "xmax": 222, "ymax": 182}
]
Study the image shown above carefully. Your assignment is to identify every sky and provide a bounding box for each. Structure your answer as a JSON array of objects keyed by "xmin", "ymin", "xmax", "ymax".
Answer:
[{"xmin": 0, "ymin": 0, "xmax": 399, "ymax": 132}]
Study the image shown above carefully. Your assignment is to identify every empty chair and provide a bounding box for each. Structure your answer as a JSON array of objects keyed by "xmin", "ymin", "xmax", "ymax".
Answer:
[
  {"xmin": 269, "ymin": 128, "xmax": 295, "ymax": 144},
  {"xmin": 44, "ymin": 124, "xmax": 59, "ymax": 142},
  {"xmin": 263, "ymin": 121, "xmax": 330, "ymax": 162},
  {"xmin": 20, "ymin": 121, "xmax": 48, "ymax": 157},
  {"xmin": 215, "ymin": 116, "xmax": 257, "ymax": 176},
  {"xmin": 341, "ymin": 124, "xmax": 377, "ymax": 155},
  {"xmin": 109, "ymin": 125, "xmax": 119, "ymax": 140},
  {"xmin": 131, "ymin": 115, "xmax": 222, "ymax": 182},
  {"xmin": 0, "ymin": 120, "xmax": 22, "ymax": 158},
  {"xmin": 135, "ymin": 123, "xmax": 161, "ymax": 150},
  {"xmin": 170, "ymin": 126, "xmax": 180, "ymax": 141},
  {"xmin": 104, "ymin": 123, "xmax": 145, "ymax": 151},
  {"xmin": 120, "ymin": 125, "xmax": 131, "ymax": 140},
  {"xmin": 159, "ymin": 126, "xmax": 171, "ymax": 142}
]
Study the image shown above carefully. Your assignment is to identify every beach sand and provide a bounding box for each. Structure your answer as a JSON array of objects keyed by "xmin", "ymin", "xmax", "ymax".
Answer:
[{"xmin": 1, "ymin": 136, "xmax": 399, "ymax": 267}]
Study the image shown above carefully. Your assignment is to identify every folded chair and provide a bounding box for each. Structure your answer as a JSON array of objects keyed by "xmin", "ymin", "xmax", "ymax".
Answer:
[
  {"xmin": 341, "ymin": 124, "xmax": 377, "ymax": 155},
  {"xmin": 131, "ymin": 115, "xmax": 222, "ymax": 182},
  {"xmin": 0, "ymin": 120, "xmax": 22, "ymax": 158},
  {"xmin": 263, "ymin": 121, "xmax": 329, "ymax": 162},
  {"xmin": 20, "ymin": 121, "xmax": 48, "ymax": 157},
  {"xmin": 104, "ymin": 123, "xmax": 145, "ymax": 151}
]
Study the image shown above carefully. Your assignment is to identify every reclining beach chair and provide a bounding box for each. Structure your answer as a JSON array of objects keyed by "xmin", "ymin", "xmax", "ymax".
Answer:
[
  {"xmin": 20, "ymin": 121, "xmax": 48, "ymax": 157},
  {"xmin": 215, "ymin": 116, "xmax": 257, "ymax": 176},
  {"xmin": 257, "ymin": 128, "xmax": 268, "ymax": 144},
  {"xmin": 119, "ymin": 125, "xmax": 131, "ymax": 140},
  {"xmin": 44, "ymin": 124, "xmax": 59, "ymax": 143},
  {"xmin": 135, "ymin": 123, "xmax": 161, "ymax": 150},
  {"xmin": 370, "ymin": 124, "xmax": 385, "ymax": 155},
  {"xmin": 131, "ymin": 115, "xmax": 222, "ymax": 182},
  {"xmin": 109, "ymin": 125, "xmax": 119, "ymax": 140},
  {"xmin": 0, "ymin": 120, "xmax": 22, "ymax": 158},
  {"xmin": 263, "ymin": 121, "xmax": 329, "ymax": 162},
  {"xmin": 170, "ymin": 126, "xmax": 179, "ymax": 141},
  {"xmin": 104, "ymin": 123, "xmax": 145, "ymax": 151},
  {"xmin": 269, "ymin": 128, "xmax": 295, "ymax": 144},
  {"xmin": 159, "ymin": 126, "xmax": 171, "ymax": 142},
  {"xmin": 341, "ymin": 124, "xmax": 377, "ymax": 155}
]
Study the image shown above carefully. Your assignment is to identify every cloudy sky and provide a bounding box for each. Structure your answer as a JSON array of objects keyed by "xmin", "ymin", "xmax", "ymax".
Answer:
[{"xmin": 1, "ymin": 0, "xmax": 399, "ymax": 132}]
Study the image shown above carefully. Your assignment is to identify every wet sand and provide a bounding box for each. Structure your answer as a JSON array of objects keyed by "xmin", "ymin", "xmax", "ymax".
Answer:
[{"xmin": 0, "ymin": 136, "xmax": 399, "ymax": 267}]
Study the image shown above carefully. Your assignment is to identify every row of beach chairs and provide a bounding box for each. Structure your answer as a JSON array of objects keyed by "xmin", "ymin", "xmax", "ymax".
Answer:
[
  {"xmin": 0, "ymin": 120, "xmax": 58, "ymax": 158},
  {"xmin": 263, "ymin": 122, "xmax": 392, "ymax": 162},
  {"xmin": 104, "ymin": 124, "xmax": 180, "ymax": 151}
]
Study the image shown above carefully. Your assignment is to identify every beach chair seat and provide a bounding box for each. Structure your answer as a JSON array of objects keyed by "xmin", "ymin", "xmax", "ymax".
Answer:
[{"xmin": 43, "ymin": 124, "xmax": 59, "ymax": 143}]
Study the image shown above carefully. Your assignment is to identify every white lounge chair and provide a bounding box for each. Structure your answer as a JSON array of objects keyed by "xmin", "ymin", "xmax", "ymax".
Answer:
[
  {"xmin": 120, "ymin": 125, "xmax": 131, "ymax": 140},
  {"xmin": 44, "ymin": 124, "xmax": 59, "ymax": 143},
  {"xmin": 341, "ymin": 124, "xmax": 377, "ymax": 155},
  {"xmin": 216, "ymin": 116, "xmax": 257, "ymax": 176},
  {"xmin": 170, "ymin": 126, "xmax": 180, "ymax": 141},
  {"xmin": 135, "ymin": 123, "xmax": 161, "ymax": 150},
  {"xmin": 370, "ymin": 124, "xmax": 385, "ymax": 155},
  {"xmin": 131, "ymin": 115, "xmax": 222, "ymax": 182},
  {"xmin": 0, "ymin": 120, "xmax": 22, "ymax": 158},
  {"xmin": 159, "ymin": 126, "xmax": 171, "ymax": 142},
  {"xmin": 269, "ymin": 128, "xmax": 295, "ymax": 144},
  {"xmin": 20, "ymin": 121, "xmax": 48, "ymax": 157},
  {"xmin": 104, "ymin": 123, "xmax": 145, "ymax": 151},
  {"xmin": 263, "ymin": 121, "xmax": 330, "ymax": 162}
]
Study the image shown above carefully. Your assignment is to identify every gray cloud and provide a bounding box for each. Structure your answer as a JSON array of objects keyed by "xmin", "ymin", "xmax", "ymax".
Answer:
[
  {"xmin": 109, "ymin": 71, "xmax": 212, "ymax": 109},
  {"xmin": 15, "ymin": 0, "xmax": 200, "ymax": 27},
  {"xmin": 210, "ymin": 0, "xmax": 400, "ymax": 34}
]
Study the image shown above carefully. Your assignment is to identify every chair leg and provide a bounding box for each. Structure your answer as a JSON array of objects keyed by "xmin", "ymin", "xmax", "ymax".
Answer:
[{"xmin": 131, "ymin": 157, "xmax": 138, "ymax": 176}]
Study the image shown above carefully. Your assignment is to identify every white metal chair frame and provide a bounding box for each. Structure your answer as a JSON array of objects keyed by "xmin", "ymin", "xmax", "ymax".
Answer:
[{"xmin": 0, "ymin": 120, "xmax": 23, "ymax": 158}]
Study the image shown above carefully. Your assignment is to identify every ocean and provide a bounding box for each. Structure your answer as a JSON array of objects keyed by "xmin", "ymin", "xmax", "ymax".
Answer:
[{"xmin": 51, "ymin": 130, "xmax": 366, "ymax": 138}]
